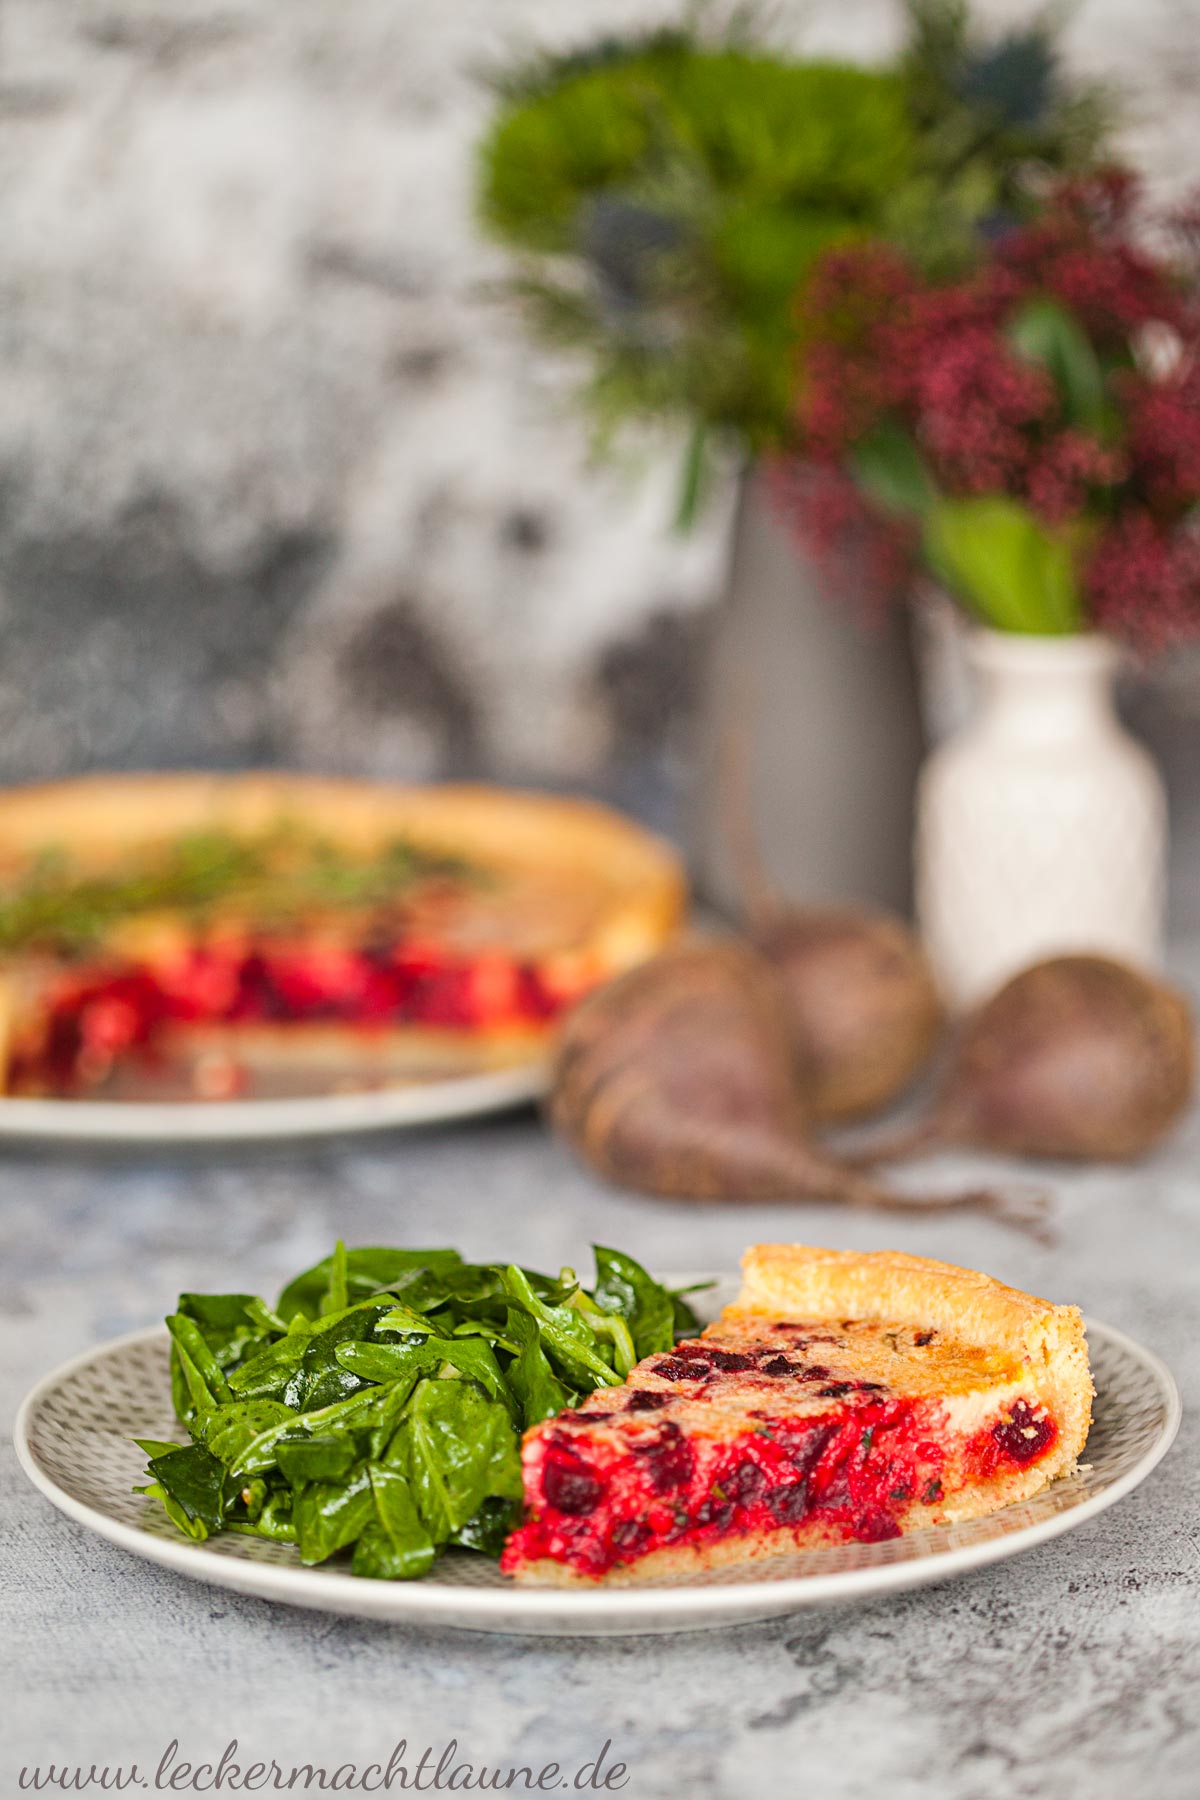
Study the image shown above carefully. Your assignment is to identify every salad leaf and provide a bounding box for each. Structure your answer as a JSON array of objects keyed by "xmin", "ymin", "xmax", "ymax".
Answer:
[
  {"xmin": 277, "ymin": 1247, "xmax": 463, "ymax": 1324},
  {"xmin": 388, "ymin": 1380, "xmax": 522, "ymax": 1541},
  {"xmin": 591, "ymin": 1245, "xmax": 678, "ymax": 1360},
  {"xmin": 135, "ymin": 1240, "xmax": 698, "ymax": 1581},
  {"xmin": 354, "ymin": 1469, "xmax": 436, "ymax": 1580},
  {"xmin": 141, "ymin": 1443, "xmax": 229, "ymax": 1540}
]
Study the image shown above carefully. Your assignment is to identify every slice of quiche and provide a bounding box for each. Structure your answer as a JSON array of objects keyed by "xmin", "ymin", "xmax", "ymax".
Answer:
[
  {"xmin": 501, "ymin": 1244, "xmax": 1093, "ymax": 1585},
  {"xmin": 0, "ymin": 773, "xmax": 684, "ymax": 1097}
]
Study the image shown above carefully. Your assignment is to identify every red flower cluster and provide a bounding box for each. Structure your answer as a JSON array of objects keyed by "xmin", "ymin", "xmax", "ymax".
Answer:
[{"xmin": 782, "ymin": 173, "xmax": 1200, "ymax": 651}]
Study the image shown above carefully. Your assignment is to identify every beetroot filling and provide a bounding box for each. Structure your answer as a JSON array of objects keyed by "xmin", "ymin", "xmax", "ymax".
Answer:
[
  {"xmin": 502, "ymin": 1392, "xmax": 1061, "ymax": 1578},
  {"xmin": 14, "ymin": 943, "xmax": 573, "ymax": 1092}
]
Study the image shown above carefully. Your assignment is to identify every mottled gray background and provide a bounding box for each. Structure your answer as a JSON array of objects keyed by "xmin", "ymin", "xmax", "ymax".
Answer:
[{"xmin": 3, "ymin": 0, "xmax": 1199, "ymax": 815}]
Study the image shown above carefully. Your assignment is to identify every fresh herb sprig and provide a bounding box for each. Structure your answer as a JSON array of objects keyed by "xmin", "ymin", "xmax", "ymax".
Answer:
[
  {"xmin": 136, "ymin": 1243, "xmax": 706, "ymax": 1579},
  {"xmin": 0, "ymin": 828, "xmax": 474, "ymax": 956}
]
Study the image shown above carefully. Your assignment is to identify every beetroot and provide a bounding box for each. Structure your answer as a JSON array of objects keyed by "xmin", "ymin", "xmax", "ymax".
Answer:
[
  {"xmin": 752, "ymin": 907, "xmax": 944, "ymax": 1121},
  {"xmin": 855, "ymin": 954, "xmax": 1196, "ymax": 1165},
  {"xmin": 549, "ymin": 939, "xmax": 1048, "ymax": 1234}
]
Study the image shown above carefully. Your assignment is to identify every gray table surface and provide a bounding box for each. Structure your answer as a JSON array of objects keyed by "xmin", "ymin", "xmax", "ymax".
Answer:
[{"xmin": 3, "ymin": 1093, "xmax": 1198, "ymax": 1800}]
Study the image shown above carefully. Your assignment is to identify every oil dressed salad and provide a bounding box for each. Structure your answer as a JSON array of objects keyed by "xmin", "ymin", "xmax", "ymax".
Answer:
[{"xmin": 136, "ymin": 1243, "xmax": 705, "ymax": 1580}]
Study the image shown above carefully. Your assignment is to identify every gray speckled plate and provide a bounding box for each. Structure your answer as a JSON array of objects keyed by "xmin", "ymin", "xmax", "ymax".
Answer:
[{"xmin": 15, "ymin": 1282, "xmax": 1180, "ymax": 1636}]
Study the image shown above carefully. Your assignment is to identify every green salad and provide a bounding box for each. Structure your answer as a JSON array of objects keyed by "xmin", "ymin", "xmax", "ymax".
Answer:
[{"xmin": 136, "ymin": 1243, "xmax": 705, "ymax": 1580}]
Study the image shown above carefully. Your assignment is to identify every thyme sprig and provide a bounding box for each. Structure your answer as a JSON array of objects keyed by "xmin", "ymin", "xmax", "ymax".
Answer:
[{"xmin": 0, "ymin": 827, "xmax": 476, "ymax": 955}]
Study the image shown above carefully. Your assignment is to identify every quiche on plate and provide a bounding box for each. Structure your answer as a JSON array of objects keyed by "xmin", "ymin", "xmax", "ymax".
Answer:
[
  {"xmin": 502, "ymin": 1244, "xmax": 1093, "ymax": 1584},
  {"xmin": 0, "ymin": 773, "xmax": 684, "ymax": 1098}
]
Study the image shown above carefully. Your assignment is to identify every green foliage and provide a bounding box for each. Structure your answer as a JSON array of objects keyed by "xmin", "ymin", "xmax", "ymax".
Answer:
[
  {"xmin": 477, "ymin": 6, "xmax": 1111, "ymax": 460},
  {"xmin": 922, "ymin": 496, "xmax": 1084, "ymax": 634},
  {"xmin": 850, "ymin": 421, "xmax": 938, "ymax": 520},
  {"xmin": 479, "ymin": 43, "xmax": 917, "ymax": 449},
  {"xmin": 842, "ymin": 416, "xmax": 1088, "ymax": 633},
  {"xmin": 481, "ymin": 48, "xmax": 914, "ymax": 249},
  {"xmin": 902, "ymin": 0, "xmax": 1112, "ymax": 203},
  {"xmin": 1006, "ymin": 296, "xmax": 1114, "ymax": 439},
  {"xmin": 138, "ymin": 1241, "xmax": 704, "ymax": 1581}
]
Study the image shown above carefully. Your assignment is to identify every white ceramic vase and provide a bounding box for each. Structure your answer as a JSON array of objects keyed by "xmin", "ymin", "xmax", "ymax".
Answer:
[{"xmin": 916, "ymin": 630, "xmax": 1167, "ymax": 1007}]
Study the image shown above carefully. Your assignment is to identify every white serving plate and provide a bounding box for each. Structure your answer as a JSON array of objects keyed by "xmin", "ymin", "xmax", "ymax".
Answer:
[
  {"xmin": 0, "ymin": 1061, "xmax": 548, "ymax": 1143},
  {"xmin": 15, "ymin": 1278, "xmax": 1180, "ymax": 1635}
]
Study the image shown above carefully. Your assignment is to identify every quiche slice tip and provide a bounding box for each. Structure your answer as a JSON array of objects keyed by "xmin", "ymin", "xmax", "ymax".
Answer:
[{"xmin": 501, "ymin": 1244, "xmax": 1094, "ymax": 1585}]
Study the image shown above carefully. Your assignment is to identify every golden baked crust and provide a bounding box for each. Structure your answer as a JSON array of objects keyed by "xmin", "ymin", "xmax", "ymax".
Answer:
[
  {"xmin": 506, "ymin": 1244, "xmax": 1094, "ymax": 1586},
  {"xmin": 733, "ymin": 1242, "xmax": 1093, "ymax": 1483},
  {"xmin": 0, "ymin": 772, "xmax": 686, "ymax": 1094},
  {"xmin": 736, "ymin": 1242, "xmax": 1085, "ymax": 1365}
]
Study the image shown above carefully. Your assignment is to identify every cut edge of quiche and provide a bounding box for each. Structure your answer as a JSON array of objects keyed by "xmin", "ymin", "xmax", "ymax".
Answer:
[
  {"xmin": 501, "ymin": 1244, "xmax": 1094, "ymax": 1586},
  {"xmin": 0, "ymin": 772, "xmax": 686, "ymax": 1096}
]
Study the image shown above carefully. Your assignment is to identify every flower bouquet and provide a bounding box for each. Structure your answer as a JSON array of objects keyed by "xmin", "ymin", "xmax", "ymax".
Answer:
[
  {"xmin": 782, "ymin": 172, "xmax": 1200, "ymax": 652},
  {"xmin": 777, "ymin": 174, "xmax": 1200, "ymax": 996}
]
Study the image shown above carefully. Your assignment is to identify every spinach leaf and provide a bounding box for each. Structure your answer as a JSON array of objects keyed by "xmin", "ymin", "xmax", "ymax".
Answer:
[
  {"xmin": 670, "ymin": 1283, "xmax": 713, "ymax": 1339},
  {"xmin": 353, "ymin": 1467, "xmax": 437, "ymax": 1580},
  {"xmin": 277, "ymin": 1248, "xmax": 463, "ymax": 1323},
  {"xmin": 501, "ymin": 1308, "xmax": 576, "ymax": 1428},
  {"xmin": 144, "ymin": 1443, "xmax": 228, "ymax": 1539},
  {"xmin": 452, "ymin": 1495, "xmax": 522, "ymax": 1558},
  {"xmin": 281, "ymin": 1304, "xmax": 395, "ymax": 1412},
  {"xmin": 293, "ymin": 1463, "xmax": 376, "ymax": 1565},
  {"xmin": 337, "ymin": 1334, "xmax": 513, "ymax": 1417},
  {"xmin": 387, "ymin": 1379, "xmax": 522, "ymax": 1541},
  {"xmin": 202, "ymin": 1399, "xmax": 296, "ymax": 1468},
  {"xmin": 276, "ymin": 1435, "xmax": 358, "ymax": 1485},
  {"xmin": 591, "ymin": 1245, "xmax": 677, "ymax": 1359},
  {"xmin": 498, "ymin": 1264, "xmax": 622, "ymax": 1391}
]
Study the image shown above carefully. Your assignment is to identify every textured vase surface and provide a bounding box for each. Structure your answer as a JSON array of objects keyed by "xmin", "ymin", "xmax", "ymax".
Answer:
[{"xmin": 916, "ymin": 630, "xmax": 1167, "ymax": 1007}]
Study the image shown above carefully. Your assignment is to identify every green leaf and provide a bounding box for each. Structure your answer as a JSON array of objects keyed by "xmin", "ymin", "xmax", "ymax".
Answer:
[
  {"xmin": 388, "ymin": 1380, "xmax": 522, "ymax": 1541},
  {"xmin": 669, "ymin": 1282, "xmax": 714, "ymax": 1339},
  {"xmin": 322, "ymin": 1239, "xmax": 350, "ymax": 1316},
  {"xmin": 499, "ymin": 1264, "xmax": 622, "ymax": 1390},
  {"xmin": 135, "ymin": 1481, "xmax": 211, "ymax": 1543},
  {"xmin": 674, "ymin": 422, "xmax": 710, "ymax": 532},
  {"xmin": 225, "ymin": 1333, "xmax": 310, "ymax": 1402},
  {"xmin": 133, "ymin": 1437, "xmax": 185, "ymax": 1461},
  {"xmin": 337, "ymin": 1335, "xmax": 515, "ymax": 1419},
  {"xmin": 1006, "ymin": 296, "xmax": 1107, "ymax": 434},
  {"xmin": 231, "ymin": 1384, "xmax": 399, "ymax": 1479},
  {"xmin": 503, "ymin": 1308, "xmax": 576, "ymax": 1429},
  {"xmin": 590, "ymin": 1246, "xmax": 677, "ymax": 1360},
  {"xmin": 281, "ymin": 1304, "xmax": 398, "ymax": 1412},
  {"xmin": 850, "ymin": 419, "xmax": 937, "ymax": 519},
  {"xmin": 352, "ymin": 1467, "xmax": 437, "ymax": 1580},
  {"xmin": 276, "ymin": 1248, "xmax": 463, "ymax": 1324},
  {"xmin": 201, "ymin": 1399, "xmax": 295, "ymax": 1468},
  {"xmin": 451, "ymin": 1495, "xmax": 522, "ymax": 1559},
  {"xmin": 144, "ymin": 1443, "xmax": 228, "ymax": 1536},
  {"xmin": 922, "ymin": 495, "xmax": 1083, "ymax": 634},
  {"xmin": 574, "ymin": 1304, "xmax": 637, "ymax": 1377},
  {"xmin": 292, "ymin": 1464, "xmax": 376, "ymax": 1566},
  {"xmin": 275, "ymin": 1435, "xmax": 358, "ymax": 1485}
]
